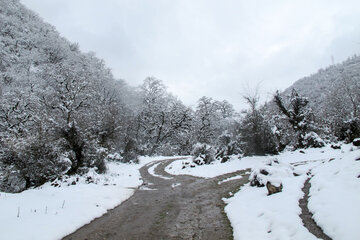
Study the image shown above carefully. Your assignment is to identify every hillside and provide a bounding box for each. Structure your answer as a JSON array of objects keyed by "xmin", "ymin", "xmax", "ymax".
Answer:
[
  {"xmin": 282, "ymin": 55, "xmax": 360, "ymax": 122},
  {"xmin": 0, "ymin": 0, "xmax": 140, "ymax": 192},
  {"xmin": 0, "ymin": 0, "xmax": 195, "ymax": 193}
]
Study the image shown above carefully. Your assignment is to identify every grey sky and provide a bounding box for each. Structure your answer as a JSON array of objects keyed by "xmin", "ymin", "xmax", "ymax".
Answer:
[{"xmin": 21, "ymin": 0, "xmax": 360, "ymax": 110}]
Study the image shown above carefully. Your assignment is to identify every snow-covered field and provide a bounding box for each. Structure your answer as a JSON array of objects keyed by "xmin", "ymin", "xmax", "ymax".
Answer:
[
  {"xmin": 166, "ymin": 144, "xmax": 360, "ymax": 240},
  {"xmin": 0, "ymin": 156, "xmax": 181, "ymax": 240}
]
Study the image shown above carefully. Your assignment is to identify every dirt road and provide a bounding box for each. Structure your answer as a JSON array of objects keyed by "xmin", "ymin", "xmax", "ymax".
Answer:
[{"xmin": 63, "ymin": 159, "xmax": 249, "ymax": 240}]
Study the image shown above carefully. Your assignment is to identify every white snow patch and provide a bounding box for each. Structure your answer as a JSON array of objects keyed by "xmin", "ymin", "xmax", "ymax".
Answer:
[
  {"xmin": 139, "ymin": 155, "xmax": 189, "ymax": 166},
  {"xmin": 309, "ymin": 149, "xmax": 360, "ymax": 240},
  {"xmin": 0, "ymin": 161, "xmax": 142, "ymax": 240},
  {"xmin": 218, "ymin": 175, "xmax": 243, "ymax": 184},
  {"xmin": 165, "ymin": 156, "xmax": 263, "ymax": 178},
  {"xmin": 224, "ymin": 145, "xmax": 360, "ymax": 240},
  {"xmin": 148, "ymin": 162, "xmax": 173, "ymax": 180},
  {"xmin": 224, "ymin": 175, "xmax": 316, "ymax": 240},
  {"xmin": 139, "ymin": 186, "xmax": 157, "ymax": 191},
  {"xmin": 171, "ymin": 183, "xmax": 181, "ymax": 188}
]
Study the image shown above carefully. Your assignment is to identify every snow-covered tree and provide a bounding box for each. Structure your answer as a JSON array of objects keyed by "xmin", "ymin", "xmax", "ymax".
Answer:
[
  {"xmin": 136, "ymin": 77, "xmax": 193, "ymax": 155},
  {"xmin": 239, "ymin": 92, "xmax": 278, "ymax": 156},
  {"xmin": 274, "ymin": 89, "xmax": 316, "ymax": 149}
]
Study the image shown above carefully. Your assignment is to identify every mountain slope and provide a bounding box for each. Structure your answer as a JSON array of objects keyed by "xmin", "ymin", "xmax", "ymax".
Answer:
[{"xmin": 282, "ymin": 55, "xmax": 360, "ymax": 121}]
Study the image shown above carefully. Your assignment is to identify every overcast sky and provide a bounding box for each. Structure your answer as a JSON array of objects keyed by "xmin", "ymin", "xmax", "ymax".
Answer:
[{"xmin": 21, "ymin": 0, "xmax": 360, "ymax": 110}]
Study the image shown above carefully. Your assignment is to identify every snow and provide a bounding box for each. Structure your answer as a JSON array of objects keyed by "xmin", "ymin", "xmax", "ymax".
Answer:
[
  {"xmin": 139, "ymin": 186, "xmax": 157, "ymax": 191},
  {"xmin": 148, "ymin": 162, "xmax": 173, "ymax": 180},
  {"xmin": 139, "ymin": 155, "xmax": 189, "ymax": 165},
  {"xmin": 218, "ymin": 175, "xmax": 243, "ymax": 184},
  {"xmin": 166, "ymin": 144, "xmax": 360, "ymax": 240},
  {"xmin": 0, "ymin": 156, "xmax": 180, "ymax": 240},
  {"xmin": 309, "ymin": 148, "xmax": 360, "ymax": 240},
  {"xmin": 165, "ymin": 156, "xmax": 262, "ymax": 178},
  {"xmin": 224, "ymin": 169, "xmax": 316, "ymax": 240},
  {"xmin": 171, "ymin": 183, "xmax": 181, "ymax": 188},
  {"xmin": 2, "ymin": 148, "xmax": 359, "ymax": 240}
]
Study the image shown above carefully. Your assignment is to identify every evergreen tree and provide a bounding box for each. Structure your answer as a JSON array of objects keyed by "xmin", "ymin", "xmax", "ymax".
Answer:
[{"xmin": 274, "ymin": 89, "xmax": 314, "ymax": 148}]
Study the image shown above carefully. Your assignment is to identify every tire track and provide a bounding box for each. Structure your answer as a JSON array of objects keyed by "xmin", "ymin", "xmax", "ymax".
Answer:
[{"xmin": 299, "ymin": 178, "xmax": 332, "ymax": 240}]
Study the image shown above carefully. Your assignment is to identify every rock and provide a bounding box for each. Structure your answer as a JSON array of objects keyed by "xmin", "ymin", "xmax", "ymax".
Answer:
[
  {"xmin": 193, "ymin": 157, "xmax": 205, "ymax": 165},
  {"xmin": 260, "ymin": 169, "xmax": 269, "ymax": 175},
  {"xmin": 250, "ymin": 174, "xmax": 264, "ymax": 187},
  {"xmin": 86, "ymin": 176, "xmax": 94, "ymax": 183},
  {"xmin": 331, "ymin": 144, "xmax": 341, "ymax": 149},
  {"xmin": 221, "ymin": 156, "xmax": 229, "ymax": 163},
  {"xmin": 71, "ymin": 181, "xmax": 76, "ymax": 185},
  {"xmin": 353, "ymin": 138, "xmax": 360, "ymax": 147},
  {"xmin": 266, "ymin": 181, "xmax": 283, "ymax": 195},
  {"xmin": 51, "ymin": 182, "xmax": 60, "ymax": 187},
  {"xmin": 299, "ymin": 150, "xmax": 305, "ymax": 154}
]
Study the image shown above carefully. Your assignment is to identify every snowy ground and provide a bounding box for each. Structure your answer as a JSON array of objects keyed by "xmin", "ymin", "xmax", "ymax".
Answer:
[
  {"xmin": 166, "ymin": 144, "xmax": 360, "ymax": 240},
  {"xmin": 2, "ymin": 147, "xmax": 359, "ymax": 240},
  {"xmin": 0, "ymin": 155, "xmax": 182, "ymax": 240}
]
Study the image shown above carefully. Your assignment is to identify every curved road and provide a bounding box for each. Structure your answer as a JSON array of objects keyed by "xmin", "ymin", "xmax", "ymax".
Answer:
[{"xmin": 63, "ymin": 159, "xmax": 250, "ymax": 240}]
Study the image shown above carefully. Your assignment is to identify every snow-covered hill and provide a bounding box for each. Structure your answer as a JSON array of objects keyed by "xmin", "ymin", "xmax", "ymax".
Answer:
[{"xmin": 281, "ymin": 55, "xmax": 360, "ymax": 122}]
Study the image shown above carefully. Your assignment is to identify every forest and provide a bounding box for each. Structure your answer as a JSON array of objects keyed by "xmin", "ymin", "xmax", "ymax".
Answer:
[{"xmin": 1, "ymin": 0, "xmax": 359, "ymax": 193}]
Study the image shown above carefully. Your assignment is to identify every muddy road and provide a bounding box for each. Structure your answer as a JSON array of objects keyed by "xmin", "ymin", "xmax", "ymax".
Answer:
[{"xmin": 63, "ymin": 159, "xmax": 249, "ymax": 240}]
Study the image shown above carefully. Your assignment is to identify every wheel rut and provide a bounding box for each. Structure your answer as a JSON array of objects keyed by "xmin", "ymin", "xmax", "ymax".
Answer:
[
  {"xmin": 299, "ymin": 178, "xmax": 332, "ymax": 240},
  {"xmin": 63, "ymin": 159, "xmax": 250, "ymax": 240}
]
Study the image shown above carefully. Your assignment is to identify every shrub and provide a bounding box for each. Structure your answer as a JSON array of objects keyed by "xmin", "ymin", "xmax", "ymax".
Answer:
[
  {"xmin": 84, "ymin": 146, "xmax": 108, "ymax": 174},
  {"xmin": 122, "ymin": 138, "xmax": 138, "ymax": 163},
  {"xmin": 337, "ymin": 118, "xmax": 360, "ymax": 143},
  {"xmin": 302, "ymin": 132, "xmax": 325, "ymax": 148},
  {"xmin": 215, "ymin": 132, "xmax": 242, "ymax": 160},
  {"xmin": 0, "ymin": 137, "xmax": 70, "ymax": 191},
  {"xmin": 191, "ymin": 143, "xmax": 216, "ymax": 164}
]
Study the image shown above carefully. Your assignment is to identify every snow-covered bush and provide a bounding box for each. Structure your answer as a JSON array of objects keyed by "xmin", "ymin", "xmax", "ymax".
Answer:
[
  {"xmin": 215, "ymin": 132, "xmax": 242, "ymax": 161},
  {"xmin": 85, "ymin": 146, "xmax": 108, "ymax": 174},
  {"xmin": 0, "ymin": 137, "xmax": 70, "ymax": 192},
  {"xmin": 337, "ymin": 118, "xmax": 360, "ymax": 143},
  {"xmin": 249, "ymin": 158, "xmax": 294, "ymax": 189},
  {"xmin": 107, "ymin": 152, "xmax": 123, "ymax": 162},
  {"xmin": 121, "ymin": 138, "xmax": 139, "ymax": 163},
  {"xmin": 0, "ymin": 165, "xmax": 27, "ymax": 193},
  {"xmin": 302, "ymin": 131, "xmax": 325, "ymax": 148},
  {"xmin": 191, "ymin": 143, "xmax": 216, "ymax": 164}
]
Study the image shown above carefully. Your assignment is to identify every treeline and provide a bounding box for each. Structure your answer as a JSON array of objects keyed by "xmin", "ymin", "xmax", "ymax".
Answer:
[{"xmin": 1, "ymin": 0, "xmax": 359, "ymax": 192}]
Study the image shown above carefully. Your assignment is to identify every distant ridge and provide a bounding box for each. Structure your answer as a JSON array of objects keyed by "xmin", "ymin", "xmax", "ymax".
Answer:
[{"xmin": 282, "ymin": 55, "xmax": 360, "ymax": 119}]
